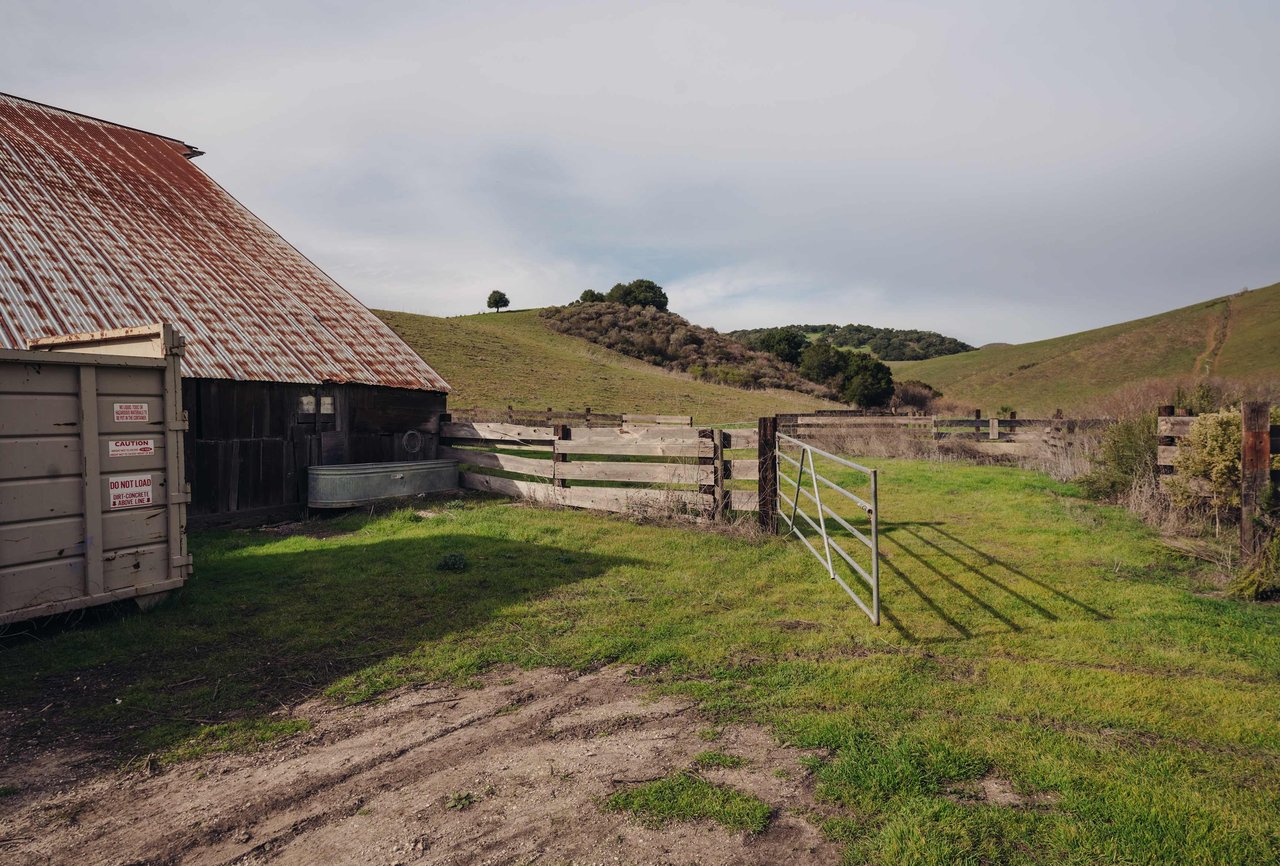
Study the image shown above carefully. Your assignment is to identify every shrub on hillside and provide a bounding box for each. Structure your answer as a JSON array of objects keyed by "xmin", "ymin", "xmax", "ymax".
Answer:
[
  {"xmin": 892, "ymin": 379, "xmax": 941, "ymax": 413},
  {"xmin": 842, "ymin": 353, "xmax": 895, "ymax": 408},
  {"xmin": 606, "ymin": 279, "xmax": 668, "ymax": 310},
  {"xmin": 539, "ymin": 302, "xmax": 834, "ymax": 398},
  {"xmin": 579, "ymin": 289, "xmax": 606, "ymax": 302}
]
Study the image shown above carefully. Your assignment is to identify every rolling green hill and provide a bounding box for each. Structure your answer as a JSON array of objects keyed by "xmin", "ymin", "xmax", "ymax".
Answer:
[
  {"xmin": 892, "ymin": 281, "xmax": 1280, "ymax": 414},
  {"xmin": 377, "ymin": 308, "xmax": 841, "ymax": 423}
]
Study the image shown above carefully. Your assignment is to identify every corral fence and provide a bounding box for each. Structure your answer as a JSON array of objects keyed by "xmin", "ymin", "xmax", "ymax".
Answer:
[
  {"xmin": 777, "ymin": 409, "xmax": 1111, "ymax": 443},
  {"xmin": 448, "ymin": 405, "xmax": 692, "ymax": 429},
  {"xmin": 439, "ymin": 418, "xmax": 758, "ymax": 517},
  {"xmin": 1157, "ymin": 402, "xmax": 1278, "ymax": 555}
]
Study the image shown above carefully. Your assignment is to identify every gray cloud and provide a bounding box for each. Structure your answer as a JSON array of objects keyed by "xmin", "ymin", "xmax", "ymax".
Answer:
[{"xmin": 3, "ymin": 0, "xmax": 1278, "ymax": 343}]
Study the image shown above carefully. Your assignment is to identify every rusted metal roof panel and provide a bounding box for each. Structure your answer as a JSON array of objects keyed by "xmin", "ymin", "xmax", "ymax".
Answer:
[{"xmin": 0, "ymin": 93, "xmax": 450, "ymax": 392}]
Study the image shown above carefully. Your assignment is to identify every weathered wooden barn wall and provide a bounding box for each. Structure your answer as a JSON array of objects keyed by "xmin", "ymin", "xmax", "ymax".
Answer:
[{"xmin": 182, "ymin": 379, "xmax": 447, "ymax": 526}]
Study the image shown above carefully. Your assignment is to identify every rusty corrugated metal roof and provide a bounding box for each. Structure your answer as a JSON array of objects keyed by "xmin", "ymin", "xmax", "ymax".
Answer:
[{"xmin": 0, "ymin": 93, "xmax": 450, "ymax": 392}]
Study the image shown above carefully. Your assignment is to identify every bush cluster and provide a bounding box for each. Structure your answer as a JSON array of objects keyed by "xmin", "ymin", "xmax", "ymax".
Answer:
[
  {"xmin": 798, "ymin": 343, "xmax": 895, "ymax": 407},
  {"xmin": 732, "ymin": 323, "xmax": 972, "ymax": 361},
  {"xmin": 540, "ymin": 302, "xmax": 835, "ymax": 397}
]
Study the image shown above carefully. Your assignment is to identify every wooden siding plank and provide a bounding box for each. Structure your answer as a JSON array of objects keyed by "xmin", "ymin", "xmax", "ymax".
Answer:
[
  {"xmin": 567, "ymin": 426, "xmax": 702, "ymax": 443},
  {"xmin": 729, "ymin": 490, "xmax": 761, "ymax": 511},
  {"xmin": 728, "ymin": 459, "xmax": 759, "ymax": 481},
  {"xmin": 1157, "ymin": 416, "xmax": 1195, "ymax": 437},
  {"xmin": 723, "ymin": 429, "xmax": 759, "ymax": 450},
  {"xmin": 1157, "ymin": 444, "xmax": 1180, "ymax": 466}
]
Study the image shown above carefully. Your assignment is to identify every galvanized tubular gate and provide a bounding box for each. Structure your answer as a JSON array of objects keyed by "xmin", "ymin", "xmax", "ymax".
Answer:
[{"xmin": 775, "ymin": 432, "xmax": 880, "ymax": 624}]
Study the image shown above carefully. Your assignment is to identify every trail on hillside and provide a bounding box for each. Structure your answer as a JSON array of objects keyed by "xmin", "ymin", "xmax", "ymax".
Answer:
[{"xmin": 1193, "ymin": 297, "xmax": 1232, "ymax": 376}]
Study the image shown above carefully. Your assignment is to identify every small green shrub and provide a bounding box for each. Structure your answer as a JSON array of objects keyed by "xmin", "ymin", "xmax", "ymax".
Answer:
[
  {"xmin": 1230, "ymin": 534, "xmax": 1280, "ymax": 600},
  {"xmin": 1166, "ymin": 410, "xmax": 1242, "ymax": 513},
  {"xmin": 436, "ymin": 552, "xmax": 468, "ymax": 572},
  {"xmin": 1081, "ymin": 413, "xmax": 1157, "ymax": 499}
]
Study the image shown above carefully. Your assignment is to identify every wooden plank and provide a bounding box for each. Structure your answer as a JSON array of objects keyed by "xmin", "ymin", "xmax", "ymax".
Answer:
[
  {"xmin": 724, "ymin": 428, "xmax": 758, "ymax": 449},
  {"xmin": 728, "ymin": 459, "xmax": 759, "ymax": 481},
  {"xmin": 788, "ymin": 415, "xmax": 930, "ymax": 426},
  {"xmin": 1157, "ymin": 444, "xmax": 1180, "ymax": 466},
  {"xmin": 459, "ymin": 471, "xmax": 558, "ymax": 501},
  {"xmin": 730, "ymin": 490, "xmax": 760, "ymax": 511},
  {"xmin": 622, "ymin": 414, "xmax": 693, "ymax": 426},
  {"xmin": 1157, "ymin": 416, "xmax": 1195, "ymax": 437},
  {"xmin": 554, "ymin": 439, "xmax": 713, "ymax": 457},
  {"xmin": 560, "ymin": 485, "xmax": 707, "ymax": 514},
  {"xmin": 441, "ymin": 421, "xmax": 555, "ymax": 442},
  {"xmin": 567, "ymin": 426, "xmax": 701, "ymax": 443},
  {"xmin": 555, "ymin": 461, "xmax": 709, "ymax": 484},
  {"xmin": 438, "ymin": 445, "xmax": 554, "ymax": 478}
]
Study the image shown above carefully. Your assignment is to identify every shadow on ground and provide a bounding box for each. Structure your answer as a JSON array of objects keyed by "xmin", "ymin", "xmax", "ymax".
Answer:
[{"xmin": 0, "ymin": 527, "xmax": 635, "ymax": 761}]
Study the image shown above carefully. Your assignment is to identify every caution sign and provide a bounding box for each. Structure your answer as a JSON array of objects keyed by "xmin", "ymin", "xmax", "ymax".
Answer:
[
  {"xmin": 108, "ymin": 473, "xmax": 154, "ymax": 509},
  {"xmin": 108, "ymin": 439, "xmax": 155, "ymax": 458},
  {"xmin": 113, "ymin": 402, "xmax": 149, "ymax": 423}
]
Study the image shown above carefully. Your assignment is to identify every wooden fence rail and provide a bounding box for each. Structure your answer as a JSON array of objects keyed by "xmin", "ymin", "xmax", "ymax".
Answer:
[{"xmin": 441, "ymin": 418, "xmax": 758, "ymax": 518}]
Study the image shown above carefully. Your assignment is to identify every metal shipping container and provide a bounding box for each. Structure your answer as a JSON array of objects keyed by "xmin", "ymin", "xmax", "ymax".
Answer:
[{"xmin": 0, "ymin": 323, "xmax": 192, "ymax": 623}]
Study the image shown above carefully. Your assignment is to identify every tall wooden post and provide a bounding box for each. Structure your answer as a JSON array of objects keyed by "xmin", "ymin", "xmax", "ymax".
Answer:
[
  {"xmin": 1241, "ymin": 402, "xmax": 1272, "ymax": 556},
  {"xmin": 758, "ymin": 416, "xmax": 778, "ymax": 533}
]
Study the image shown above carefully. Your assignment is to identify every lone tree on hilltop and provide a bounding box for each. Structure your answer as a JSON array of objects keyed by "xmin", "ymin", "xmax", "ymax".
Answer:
[
  {"xmin": 842, "ymin": 352, "xmax": 895, "ymax": 408},
  {"xmin": 578, "ymin": 289, "xmax": 606, "ymax": 303},
  {"xmin": 486, "ymin": 290, "xmax": 510, "ymax": 313},
  {"xmin": 606, "ymin": 279, "xmax": 668, "ymax": 310}
]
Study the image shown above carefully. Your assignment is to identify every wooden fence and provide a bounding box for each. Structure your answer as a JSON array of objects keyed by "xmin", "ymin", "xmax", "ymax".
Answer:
[
  {"xmin": 440, "ymin": 420, "xmax": 758, "ymax": 517},
  {"xmin": 1157, "ymin": 402, "xmax": 1279, "ymax": 555},
  {"xmin": 447, "ymin": 406, "xmax": 692, "ymax": 429},
  {"xmin": 778, "ymin": 411, "xmax": 1110, "ymax": 442}
]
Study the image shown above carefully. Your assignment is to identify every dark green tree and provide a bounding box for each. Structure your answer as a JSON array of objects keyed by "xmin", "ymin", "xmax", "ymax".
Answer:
[
  {"xmin": 486, "ymin": 290, "xmax": 510, "ymax": 312},
  {"xmin": 606, "ymin": 279, "xmax": 668, "ymax": 310},
  {"xmin": 754, "ymin": 327, "xmax": 809, "ymax": 364},
  {"xmin": 798, "ymin": 342, "xmax": 848, "ymax": 384},
  {"xmin": 841, "ymin": 352, "xmax": 895, "ymax": 407},
  {"xmin": 578, "ymin": 289, "xmax": 606, "ymax": 303}
]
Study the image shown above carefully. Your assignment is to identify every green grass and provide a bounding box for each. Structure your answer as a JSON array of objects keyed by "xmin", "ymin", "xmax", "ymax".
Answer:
[
  {"xmin": 160, "ymin": 718, "xmax": 311, "ymax": 764},
  {"xmin": 3, "ymin": 461, "xmax": 1280, "ymax": 864},
  {"xmin": 893, "ymin": 281, "xmax": 1280, "ymax": 413},
  {"xmin": 691, "ymin": 750, "xmax": 746, "ymax": 770},
  {"xmin": 376, "ymin": 308, "xmax": 839, "ymax": 423},
  {"xmin": 603, "ymin": 772, "xmax": 773, "ymax": 833}
]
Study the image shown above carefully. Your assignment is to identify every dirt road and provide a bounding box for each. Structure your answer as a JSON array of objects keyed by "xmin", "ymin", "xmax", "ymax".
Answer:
[{"xmin": 0, "ymin": 667, "xmax": 838, "ymax": 865}]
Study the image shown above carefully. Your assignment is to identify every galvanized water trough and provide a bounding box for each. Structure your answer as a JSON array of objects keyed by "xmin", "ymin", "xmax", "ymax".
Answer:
[{"xmin": 307, "ymin": 460, "xmax": 458, "ymax": 508}]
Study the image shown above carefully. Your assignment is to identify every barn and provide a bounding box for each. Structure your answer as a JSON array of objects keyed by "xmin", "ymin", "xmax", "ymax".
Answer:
[{"xmin": 0, "ymin": 93, "xmax": 451, "ymax": 526}]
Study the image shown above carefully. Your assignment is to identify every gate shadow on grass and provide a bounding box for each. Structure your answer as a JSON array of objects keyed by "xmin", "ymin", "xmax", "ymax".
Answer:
[
  {"xmin": 875, "ymin": 521, "xmax": 1108, "ymax": 644},
  {"xmin": 0, "ymin": 530, "xmax": 635, "ymax": 761}
]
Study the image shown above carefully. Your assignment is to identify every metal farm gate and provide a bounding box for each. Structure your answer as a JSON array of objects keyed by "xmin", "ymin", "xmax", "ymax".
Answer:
[{"xmin": 769, "ymin": 427, "xmax": 881, "ymax": 625}]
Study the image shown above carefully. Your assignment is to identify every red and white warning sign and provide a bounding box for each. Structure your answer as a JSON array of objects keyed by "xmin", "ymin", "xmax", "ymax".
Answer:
[
  {"xmin": 113, "ymin": 402, "xmax": 149, "ymax": 423},
  {"xmin": 108, "ymin": 439, "xmax": 155, "ymax": 458},
  {"xmin": 108, "ymin": 473, "xmax": 154, "ymax": 509}
]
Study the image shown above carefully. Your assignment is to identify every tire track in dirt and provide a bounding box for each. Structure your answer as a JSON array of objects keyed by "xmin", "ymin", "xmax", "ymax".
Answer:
[{"xmin": 0, "ymin": 668, "xmax": 841, "ymax": 866}]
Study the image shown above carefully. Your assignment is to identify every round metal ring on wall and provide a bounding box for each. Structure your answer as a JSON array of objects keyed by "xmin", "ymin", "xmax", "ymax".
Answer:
[{"xmin": 402, "ymin": 430, "xmax": 423, "ymax": 454}]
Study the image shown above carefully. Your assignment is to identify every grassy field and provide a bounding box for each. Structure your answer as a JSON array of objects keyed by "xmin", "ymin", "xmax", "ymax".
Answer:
[
  {"xmin": 377, "ymin": 308, "xmax": 840, "ymax": 423},
  {"xmin": 3, "ymin": 459, "xmax": 1278, "ymax": 863},
  {"xmin": 893, "ymin": 281, "xmax": 1280, "ymax": 414}
]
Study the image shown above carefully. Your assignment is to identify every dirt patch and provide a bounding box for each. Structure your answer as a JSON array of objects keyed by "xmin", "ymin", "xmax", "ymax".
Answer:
[
  {"xmin": 948, "ymin": 773, "xmax": 1060, "ymax": 809},
  {"xmin": 0, "ymin": 667, "xmax": 839, "ymax": 865}
]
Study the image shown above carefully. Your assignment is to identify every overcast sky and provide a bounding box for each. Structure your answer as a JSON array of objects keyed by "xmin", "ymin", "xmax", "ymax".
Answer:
[{"xmin": 4, "ymin": 1, "xmax": 1278, "ymax": 345}]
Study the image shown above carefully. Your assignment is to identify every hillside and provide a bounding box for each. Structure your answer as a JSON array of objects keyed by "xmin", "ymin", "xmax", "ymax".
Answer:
[
  {"xmin": 377, "ymin": 309, "xmax": 842, "ymax": 423},
  {"xmin": 893, "ymin": 281, "xmax": 1280, "ymax": 414}
]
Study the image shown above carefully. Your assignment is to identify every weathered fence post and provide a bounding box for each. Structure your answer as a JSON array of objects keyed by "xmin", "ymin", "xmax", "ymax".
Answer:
[
  {"xmin": 697, "ymin": 428, "xmax": 724, "ymax": 520},
  {"xmin": 758, "ymin": 416, "xmax": 778, "ymax": 532},
  {"xmin": 552, "ymin": 424, "xmax": 569, "ymax": 491},
  {"xmin": 973, "ymin": 408, "xmax": 983, "ymax": 441},
  {"xmin": 1157, "ymin": 405, "xmax": 1176, "ymax": 479},
  {"xmin": 988, "ymin": 417, "xmax": 999, "ymax": 441},
  {"xmin": 1241, "ymin": 402, "xmax": 1272, "ymax": 557}
]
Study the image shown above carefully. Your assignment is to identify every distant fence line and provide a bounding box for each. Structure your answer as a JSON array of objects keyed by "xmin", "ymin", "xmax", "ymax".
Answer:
[{"xmin": 777, "ymin": 410, "xmax": 1111, "ymax": 442}]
